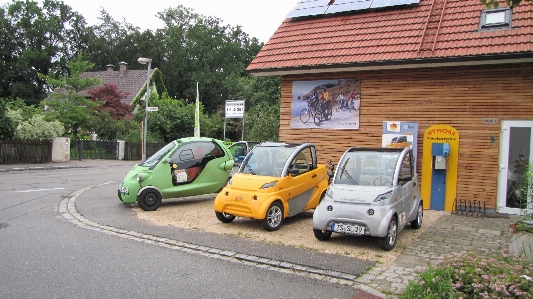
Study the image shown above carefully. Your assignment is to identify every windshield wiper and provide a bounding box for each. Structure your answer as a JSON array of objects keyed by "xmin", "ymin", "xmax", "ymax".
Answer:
[
  {"xmin": 246, "ymin": 164, "xmax": 256, "ymax": 175},
  {"xmin": 339, "ymin": 158, "xmax": 358, "ymax": 185}
]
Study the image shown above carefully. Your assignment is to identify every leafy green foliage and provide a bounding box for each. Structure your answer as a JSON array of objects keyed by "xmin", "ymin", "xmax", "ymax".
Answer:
[
  {"xmin": 40, "ymin": 55, "xmax": 101, "ymax": 138},
  {"xmin": 244, "ymin": 102, "xmax": 280, "ymax": 142},
  {"xmin": 401, "ymin": 249, "xmax": 533, "ymax": 298},
  {"xmin": 0, "ymin": 0, "xmax": 87, "ymax": 104},
  {"xmin": 4, "ymin": 98, "xmax": 64, "ymax": 140},
  {"xmin": 0, "ymin": 99, "xmax": 15, "ymax": 139},
  {"xmin": 480, "ymin": 0, "xmax": 531, "ymax": 8},
  {"xmin": 157, "ymin": 5, "xmax": 263, "ymax": 114}
]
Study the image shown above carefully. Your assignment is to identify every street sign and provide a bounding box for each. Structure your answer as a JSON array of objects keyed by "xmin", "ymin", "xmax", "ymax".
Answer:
[
  {"xmin": 225, "ymin": 100, "xmax": 244, "ymax": 118},
  {"xmin": 147, "ymin": 107, "xmax": 158, "ymax": 112}
]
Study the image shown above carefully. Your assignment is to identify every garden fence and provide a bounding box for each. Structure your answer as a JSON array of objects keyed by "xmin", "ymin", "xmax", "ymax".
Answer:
[{"xmin": 0, "ymin": 139, "xmax": 52, "ymax": 164}]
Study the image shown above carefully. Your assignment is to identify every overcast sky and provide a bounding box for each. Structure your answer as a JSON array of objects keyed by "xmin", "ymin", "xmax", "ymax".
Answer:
[{"xmin": 1, "ymin": 0, "xmax": 300, "ymax": 43}]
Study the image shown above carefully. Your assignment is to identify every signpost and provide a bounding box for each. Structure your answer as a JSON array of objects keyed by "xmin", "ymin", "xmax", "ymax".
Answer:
[
  {"xmin": 224, "ymin": 100, "xmax": 245, "ymax": 141},
  {"xmin": 147, "ymin": 107, "xmax": 158, "ymax": 112}
]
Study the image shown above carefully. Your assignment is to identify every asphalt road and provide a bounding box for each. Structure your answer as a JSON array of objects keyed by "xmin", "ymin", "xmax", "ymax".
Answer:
[{"xmin": 0, "ymin": 164, "xmax": 368, "ymax": 298}]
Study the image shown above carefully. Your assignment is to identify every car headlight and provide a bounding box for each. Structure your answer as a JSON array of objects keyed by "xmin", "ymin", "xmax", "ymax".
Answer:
[
  {"xmin": 228, "ymin": 178, "xmax": 232, "ymax": 186},
  {"xmin": 136, "ymin": 173, "xmax": 144, "ymax": 182},
  {"xmin": 374, "ymin": 190, "xmax": 393, "ymax": 202},
  {"xmin": 325, "ymin": 188, "xmax": 333, "ymax": 199},
  {"xmin": 261, "ymin": 181, "xmax": 277, "ymax": 189}
]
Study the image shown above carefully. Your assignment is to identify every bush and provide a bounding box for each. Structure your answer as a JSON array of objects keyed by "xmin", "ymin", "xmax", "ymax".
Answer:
[{"xmin": 400, "ymin": 249, "xmax": 533, "ymax": 299}]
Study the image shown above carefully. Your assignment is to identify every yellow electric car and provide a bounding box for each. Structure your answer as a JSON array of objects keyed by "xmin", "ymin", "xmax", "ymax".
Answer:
[{"xmin": 213, "ymin": 142, "xmax": 330, "ymax": 231}]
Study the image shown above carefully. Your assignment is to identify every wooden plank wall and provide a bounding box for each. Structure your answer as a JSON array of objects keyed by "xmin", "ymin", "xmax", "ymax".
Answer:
[{"xmin": 279, "ymin": 63, "xmax": 533, "ymax": 208}]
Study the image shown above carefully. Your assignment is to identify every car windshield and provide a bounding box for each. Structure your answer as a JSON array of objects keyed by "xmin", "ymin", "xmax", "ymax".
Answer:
[
  {"xmin": 241, "ymin": 146, "xmax": 294, "ymax": 177},
  {"xmin": 334, "ymin": 150, "xmax": 400, "ymax": 187},
  {"xmin": 141, "ymin": 142, "xmax": 175, "ymax": 167}
]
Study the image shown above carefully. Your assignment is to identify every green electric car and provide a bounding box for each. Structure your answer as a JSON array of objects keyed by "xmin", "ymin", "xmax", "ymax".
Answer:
[{"xmin": 118, "ymin": 137, "xmax": 234, "ymax": 211}]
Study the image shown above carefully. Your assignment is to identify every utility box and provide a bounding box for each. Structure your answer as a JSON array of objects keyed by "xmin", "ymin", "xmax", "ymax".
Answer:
[{"xmin": 52, "ymin": 137, "xmax": 70, "ymax": 162}]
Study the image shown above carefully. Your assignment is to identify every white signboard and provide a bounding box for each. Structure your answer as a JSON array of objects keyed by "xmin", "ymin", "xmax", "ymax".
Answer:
[
  {"xmin": 147, "ymin": 107, "xmax": 158, "ymax": 112},
  {"xmin": 225, "ymin": 100, "xmax": 245, "ymax": 118}
]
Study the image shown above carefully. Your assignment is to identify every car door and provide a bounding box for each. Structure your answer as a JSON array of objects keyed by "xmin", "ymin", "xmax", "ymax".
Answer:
[
  {"xmin": 397, "ymin": 150, "xmax": 416, "ymax": 229},
  {"xmin": 285, "ymin": 146, "xmax": 316, "ymax": 216}
]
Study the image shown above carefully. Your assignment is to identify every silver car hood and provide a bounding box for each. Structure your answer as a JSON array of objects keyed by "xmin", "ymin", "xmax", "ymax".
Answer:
[{"xmin": 329, "ymin": 184, "xmax": 391, "ymax": 204}]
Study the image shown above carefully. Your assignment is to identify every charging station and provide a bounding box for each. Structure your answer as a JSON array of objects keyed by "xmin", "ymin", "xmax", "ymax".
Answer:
[{"xmin": 421, "ymin": 125, "xmax": 459, "ymax": 211}]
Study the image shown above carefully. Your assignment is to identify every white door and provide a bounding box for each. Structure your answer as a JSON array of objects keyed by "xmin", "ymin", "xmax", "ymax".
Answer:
[{"xmin": 497, "ymin": 120, "xmax": 533, "ymax": 215}]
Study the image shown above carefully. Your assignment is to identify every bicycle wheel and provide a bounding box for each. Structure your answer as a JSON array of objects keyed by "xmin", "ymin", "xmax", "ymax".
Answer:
[
  {"xmin": 313, "ymin": 107, "xmax": 323, "ymax": 126},
  {"xmin": 299, "ymin": 108, "xmax": 311, "ymax": 124}
]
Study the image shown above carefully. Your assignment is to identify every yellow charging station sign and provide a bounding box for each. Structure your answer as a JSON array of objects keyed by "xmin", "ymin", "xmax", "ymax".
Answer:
[{"xmin": 421, "ymin": 125, "xmax": 460, "ymax": 211}]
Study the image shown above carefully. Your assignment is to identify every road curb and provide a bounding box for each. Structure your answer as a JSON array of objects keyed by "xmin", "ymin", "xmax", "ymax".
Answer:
[{"xmin": 60, "ymin": 182, "xmax": 390, "ymax": 299}]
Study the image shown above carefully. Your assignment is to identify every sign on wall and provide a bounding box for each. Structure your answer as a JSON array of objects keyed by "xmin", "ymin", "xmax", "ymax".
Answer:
[
  {"xmin": 225, "ymin": 100, "xmax": 245, "ymax": 118},
  {"xmin": 382, "ymin": 121, "xmax": 419, "ymax": 166},
  {"xmin": 290, "ymin": 79, "xmax": 361, "ymax": 129}
]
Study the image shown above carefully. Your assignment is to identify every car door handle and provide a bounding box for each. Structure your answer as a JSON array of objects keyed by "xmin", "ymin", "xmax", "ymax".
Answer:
[{"xmin": 312, "ymin": 174, "xmax": 317, "ymax": 178}]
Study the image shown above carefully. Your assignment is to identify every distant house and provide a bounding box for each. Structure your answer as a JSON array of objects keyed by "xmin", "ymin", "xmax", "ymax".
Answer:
[
  {"xmin": 79, "ymin": 61, "xmax": 164, "ymax": 108},
  {"xmin": 246, "ymin": 0, "xmax": 533, "ymax": 214}
]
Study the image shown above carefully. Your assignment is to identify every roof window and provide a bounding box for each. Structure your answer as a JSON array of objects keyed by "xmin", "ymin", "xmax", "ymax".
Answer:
[{"xmin": 479, "ymin": 7, "xmax": 512, "ymax": 31}]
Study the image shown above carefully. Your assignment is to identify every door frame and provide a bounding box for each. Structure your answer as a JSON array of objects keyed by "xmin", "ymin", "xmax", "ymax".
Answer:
[{"xmin": 497, "ymin": 120, "xmax": 533, "ymax": 215}]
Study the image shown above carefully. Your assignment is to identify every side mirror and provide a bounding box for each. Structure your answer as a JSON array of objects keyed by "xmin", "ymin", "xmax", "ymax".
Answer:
[{"xmin": 165, "ymin": 158, "xmax": 171, "ymax": 164}]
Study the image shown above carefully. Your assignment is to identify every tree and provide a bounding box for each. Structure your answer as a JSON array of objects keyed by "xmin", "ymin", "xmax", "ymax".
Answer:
[
  {"xmin": 0, "ymin": 0, "xmax": 88, "ymax": 104},
  {"xmin": 481, "ymin": 0, "xmax": 531, "ymax": 8},
  {"xmin": 83, "ymin": 9, "xmax": 164, "ymax": 72},
  {"xmin": 88, "ymin": 83, "xmax": 132, "ymax": 120},
  {"xmin": 0, "ymin": 99, "xmax": 15, "ymax": 139},
  {"xmin": 40, "ymin": 55, "xmax": 101, "ymax": 138},
  {"xmin": 157, "ymin": 6, "xmax": 263, "ymax": 114}
]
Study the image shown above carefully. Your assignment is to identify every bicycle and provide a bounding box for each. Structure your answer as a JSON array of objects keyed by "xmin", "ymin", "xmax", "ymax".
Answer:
[
  {"xmin": 313, "ymin": 102, "xmax": 332, "ymax": 126},
  {"xmin": 299, "ymin": 96, "xmax": 319, "ymax": 124}
]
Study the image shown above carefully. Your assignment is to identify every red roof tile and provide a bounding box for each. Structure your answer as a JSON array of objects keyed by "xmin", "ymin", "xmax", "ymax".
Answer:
[{"xmin": 247, "ymin": 0, "xmax": 533, "ymax": 75}]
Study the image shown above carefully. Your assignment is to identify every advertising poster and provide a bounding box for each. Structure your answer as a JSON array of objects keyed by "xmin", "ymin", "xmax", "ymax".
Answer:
[
  {"xmin": 382, "ymin": 121, "xmax": 419, "ymax": 165},
  {"xmin": 290, "ymin": 79, "xmax": 361, "ymax": 129}
]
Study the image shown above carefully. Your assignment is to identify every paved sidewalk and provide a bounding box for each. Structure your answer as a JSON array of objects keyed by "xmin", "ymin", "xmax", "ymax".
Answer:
[
  {"xmin": 359, "ymin": 213, "xmax": 517, "ymax": 295},
  {"xmin": 0, "ymin": 159, "xmax": 140, "ymax": 172},
  {"xmin": 0, "ymin": 159, "xmax": 519, "ymax": 297}
]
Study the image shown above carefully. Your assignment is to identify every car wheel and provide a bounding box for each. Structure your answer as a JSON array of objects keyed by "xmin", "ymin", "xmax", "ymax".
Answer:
[
  {"xmin": 410, "ymin": 202, "xmax": 423, "ymax": 229},
  {"xmin": 261, "ymin": 201, "xmax": 283, "ymax": 231},
  {"xmin": 313, "ymin": 229, "xmax": 332, "ymax": 241},
  {"xmin": 215, "ymin": 211, "xmax": 236, "ymax": 223},
  {"xmin": 137, "ymin": 188, "xmax": 162, "ymax": 211},
  {"xmin": 378, "ymin": 217, "xmax": 397, "ymax": 251}
]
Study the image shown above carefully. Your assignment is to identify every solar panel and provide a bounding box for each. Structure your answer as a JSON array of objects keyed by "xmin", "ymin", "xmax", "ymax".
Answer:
[
  {"xmin": 369, "ymin": 0, "xmax": 420, "ymax": 9},
  {"xmin": 286, "ymin": 0, "xmax": 421, "ymax": 19},
  {"xmin": 286, "ymin": 0, "xmax": 331, "ymax": 18},
  {"xmin": 325, "ymin": 0, "xmax": 372, "ymax": 15}
]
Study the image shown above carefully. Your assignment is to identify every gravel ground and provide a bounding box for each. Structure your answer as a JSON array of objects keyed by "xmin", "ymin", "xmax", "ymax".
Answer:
[{"xmin": 135, "ymin": 194, "xmax": 447, "ymax": 268}]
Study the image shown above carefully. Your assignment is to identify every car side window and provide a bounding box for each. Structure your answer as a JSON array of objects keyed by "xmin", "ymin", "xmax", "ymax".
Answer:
[
  {"xmin": 290, "ymin": 147, "xmax": 311, "ymax": 176},
  {"xmin": 398, "ymin": 152, "xmax": 414, "ymax": 185}
]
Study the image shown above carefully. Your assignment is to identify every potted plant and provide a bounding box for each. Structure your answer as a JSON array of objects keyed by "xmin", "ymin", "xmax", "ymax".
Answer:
[{"xmin": 509, "ymin": 161, "xmax": 533, "ymax": 261}]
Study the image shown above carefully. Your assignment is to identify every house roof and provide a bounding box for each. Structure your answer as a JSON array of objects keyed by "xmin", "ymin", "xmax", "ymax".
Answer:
[
  {"xmin": 79, "ymin": 66, "xmax": 155, "ymax": 106},
  {"xmin": 246, "ymin": 0, "xmax": 533, "ymax": 76}
]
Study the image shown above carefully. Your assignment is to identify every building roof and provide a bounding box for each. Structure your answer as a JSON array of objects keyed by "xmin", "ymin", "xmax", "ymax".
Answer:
[
  {"xmin": 79, "ymin": 64, "xmax": 155, "ymax": 106},
  {"xmin": 246, "ymin": 0, "xmax": 533, "ymax": 76}
]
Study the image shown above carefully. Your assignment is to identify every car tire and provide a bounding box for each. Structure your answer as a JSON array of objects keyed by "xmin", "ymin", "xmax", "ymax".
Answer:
[
  {"xmin": 313, "ymin": 229, "xmax": 332, "ymax": 241},
  {"xmin": 215, "ymin": 211, "xmax": 236, "ymax": 223},
  {"xmin": 261, "ymin": 201, "xmax": 283, "ymax": 231},
  {"xmin": 137, "ymin": 188, "xmax": 162, "ymax": 211},
  {"xmin": 378, "ymin": 217, "xmax": 397, "ymax": 251},
  {"xmin": 410, "ymin": 202, "xmax": 423, "ymax": 229}
]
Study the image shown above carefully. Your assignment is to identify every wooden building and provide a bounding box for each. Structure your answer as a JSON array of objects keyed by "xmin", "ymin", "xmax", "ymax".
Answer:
[{"xmin": 246, "ymin": 0, "xmax": 533, "ymax": 214}]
